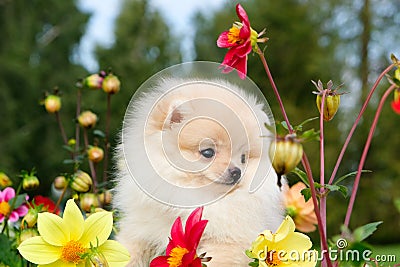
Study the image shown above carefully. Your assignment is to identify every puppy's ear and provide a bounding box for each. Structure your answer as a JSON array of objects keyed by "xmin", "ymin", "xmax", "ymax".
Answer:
[
  {"xmin": 147, "ymin": 98, "xmax": 190, "ymax": 133},
  {"xmin": 165, "ymin": 100, "xmax": 186, "ymax": 128}
]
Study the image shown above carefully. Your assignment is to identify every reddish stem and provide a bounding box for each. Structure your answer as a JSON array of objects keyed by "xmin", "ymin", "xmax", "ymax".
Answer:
[
  {"xmin": 103, "ymin": 93, "xmax": 112, "ymax": 182},
  {"xmin": 328, "ymin": 64, "xmax": 395, "ymax": 185},
  {"xmin": 55, "ymin": 111, "xmax": 68, "ymax": 146},
  {"xmin": 83, "ymin": 128, "xmax": 98, "ymax": 192},
  {"xmin": 257, "ymin": 47, "xmax": 293, "ymax": 133},
  {"xmin": 257, "ymin": 48, "xmax": 331, "ymax": 266},
  {"xmin": 344, "ymin": 85, "xmax": 396, "ymax": 227},
  {"xmin": 319, "ymin": 90, "xmax": 327, "ymax": 248},
  {"xmin": 301, "ymin": 154, "xmax": 332, "ymax": 267},
  {"xmin": 75, "ymin": 88, "xmax": 82, "ymax": 161}
]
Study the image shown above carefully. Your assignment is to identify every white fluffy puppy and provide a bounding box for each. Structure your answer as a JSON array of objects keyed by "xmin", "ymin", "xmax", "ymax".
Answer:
[{"xmin": 113, "ymin": 79, "xmax": 284, "ymax": 266}]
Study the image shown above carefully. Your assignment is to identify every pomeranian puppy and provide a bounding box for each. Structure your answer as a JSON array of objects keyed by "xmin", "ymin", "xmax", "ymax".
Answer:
[{"xmin": 113, "ymin": 78, "xmax": 284, "ymax": 266}]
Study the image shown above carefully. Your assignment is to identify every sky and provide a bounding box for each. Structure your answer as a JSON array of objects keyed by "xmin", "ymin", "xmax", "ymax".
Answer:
[{"xmin": 77, "ymin": 0, "xmax": 226, "ymax": 72}]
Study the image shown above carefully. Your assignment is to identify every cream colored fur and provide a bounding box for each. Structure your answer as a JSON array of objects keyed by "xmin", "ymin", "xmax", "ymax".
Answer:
[{"xmin": 113, "ymin": 79, "xmax": 284, "ymax": 266}]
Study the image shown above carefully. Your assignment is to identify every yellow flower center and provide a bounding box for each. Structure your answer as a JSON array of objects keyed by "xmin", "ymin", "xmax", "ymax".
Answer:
[
  {"xmin": 228, "ymin": 26, "xmax": 244, "ymax": 45},
  {"xmin": 61, "ymin": 240, "xmax": 86, "ymax": 264},
  {"xmin": 167, "ymin": 246, "xmax": 189, "ymax": 267},
  {"xmin": 266, "ymin": 250, "xmax": 281, "ymax": 266},
  {"xmin": 0, "ymin": 201, "xmax": 10, "ymax": 216}
]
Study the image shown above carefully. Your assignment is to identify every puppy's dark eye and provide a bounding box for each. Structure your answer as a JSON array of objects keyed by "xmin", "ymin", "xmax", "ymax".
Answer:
[
  {"xmin": 200, "ymin": 148, "xmax": 215, "ymax": 158},
  {"xmin": 241, "ymin": 154, "xmax": 246, "ymax": 164}
]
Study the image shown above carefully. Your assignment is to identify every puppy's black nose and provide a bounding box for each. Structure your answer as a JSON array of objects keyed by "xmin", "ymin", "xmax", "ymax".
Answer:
[{"xmin": 229, "ymin": 167, "xmax": 241, "ymax": 182}]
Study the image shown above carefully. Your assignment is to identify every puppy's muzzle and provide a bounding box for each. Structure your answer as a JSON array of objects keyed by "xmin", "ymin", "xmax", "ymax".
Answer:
[
  {"xmin": 229, "ymin": 167, "xmax": 241, "ymax": 183},
  {"xmin": 217, "ymin": 167, "xmax": 241, "ymax": 185}
]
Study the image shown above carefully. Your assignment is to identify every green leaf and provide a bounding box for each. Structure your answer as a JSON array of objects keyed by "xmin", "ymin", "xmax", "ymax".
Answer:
[
  {"xmin": 8, "ymin": 193, "xmax": 27, "ymax": 209},
  {"xmin": 324, "ymin": 184, "xmax": 340, "ymax": 192},
  {"xmin": 301, "ymin": 188, "xmax": 312, "ymax": 202},
  {"xmin": 337, "ymin": 185, "xmax": 348, "ymax": 198},
  {"xmin": 299, "ymin": 129, "xmax": 320, "ymax": 142},
  {"xmin": 63, "ymin": 159, "xmax": 77, "ymax": 165},
  {"xmin": 0, "ymin": 234, "xmax": 23, "ymax": 267},
  {"xmin": 334, "ymin": 170, "xmax": 372, "ymax": 185},
  {"xmin": 245, "ymin": 249, "xmax": 255, "ymax": 259},
  {"xmin": 294, "ymin": 117, "xmax": 319, "ymax": 132},
  {"xmin": 93, "ymin": 129, "xmax": 106, "ymax": 138},
  {"xmin": 62, "ymin": 145, "xmax": 74, "ymax": 152},
  {"xmin": 291, "ymin": 168, "xmax": 310, "ymax": 186},
  {"xmin": 353, "ymin": 221, "xmax": 383, "ymax": 242}
]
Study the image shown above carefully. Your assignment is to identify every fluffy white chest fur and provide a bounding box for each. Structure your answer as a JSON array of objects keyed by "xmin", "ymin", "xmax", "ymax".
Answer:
[{"xmin": 113, "ymin": 79, "xmax": 284, "ymax": 266}]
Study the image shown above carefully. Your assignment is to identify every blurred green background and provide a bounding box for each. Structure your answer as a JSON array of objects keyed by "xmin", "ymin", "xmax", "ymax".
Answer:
[{"xmin": 0, "ymin": 0, "xmax": 399, "ymax": 250}]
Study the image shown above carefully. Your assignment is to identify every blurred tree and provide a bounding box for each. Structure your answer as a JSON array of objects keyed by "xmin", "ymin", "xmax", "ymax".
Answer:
[
  {"xmin": 95, "ymin": 0, "xmax": 182, "ymax": 139},
  {"xmin": 194, "ymin": 0, "xmax": 400, "ymax": 243},
  {"xmin": 0, "ymin": 0, "xmax": 89, "ymax": 192}
]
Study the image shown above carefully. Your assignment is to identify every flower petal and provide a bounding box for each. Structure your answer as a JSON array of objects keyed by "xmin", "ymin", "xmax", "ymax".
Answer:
[
  {"xmin": 38, "ymin": 259, "xmax": 77, "ymax": 267},
  {"xmin": 185, "ymin": 207, "xmax": 203, "ymax": 235},
  {"xmin": 273, "ymin": 216, "xmax": 296, "ymax": 242},
  {"xmin": 98, "ymin": 240, "xmax": 131, "ymax": 267},
  {"xmin": 236, "ymin": 4, "xmax": 251, "ymax": 37},
  {"xmin": 276, "ymin": 232, "xmax": 313, "ymax": 252},
  {"xmin": 217, "ymin": 31, "xmax": 235, "ymax": 48},
  {"xmin": 15, "ymin": 204, "xmax": 29, "ymax": 216},
  {"xmin": 187, "ymin": 220, "xmax": 208, "ymax": 250},
  {"xmin": 391, "ymin": 100, "xmax": 400, "ymax": 114},
  {"xmin": 38, "ymin": 212, "xmax": 69, "ymax": 246},
  {"xmin": 170, "ymin": 217, "xmax": 186, "ymax": 248},
  {"xmin": 80, "ymin": 211, "xmax": 112, "ymax": 247},
  {"xmin": 8, "ymin": 211, "xmax": 20, "ymax": 222},
  {"xmin": 18, "ymin": 236, "xmax": 61, "ymax": 264},
  {"xmin": 2, "ymin": 187, "xmax": 15, "ymax": 201},
  {"xmin": 150, "ymin": 255, "xmax": 170, "ymax": 267},
  {"xmin": 63, "ymin": 199, "xmax": 84, "ymax": 241},
  {"xmin": 235, "ymin": 55, "xmax": 248, "ymax": 79}
]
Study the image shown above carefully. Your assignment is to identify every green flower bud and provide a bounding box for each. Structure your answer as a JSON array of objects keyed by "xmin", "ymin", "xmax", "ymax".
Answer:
[
  {"xmin": 44, "ymin": 95, "xmax": 62, "ymax": 113},
  {"xmin": 269, "ymin": 135, "xmax": 303, "ymax": 187},
  {"xmin": 71, "ymin": 170, "xmax": 93, "ymax": 193},
  {"xmin": 316, "ymin": 94, "xmax": 340, "ymax": 121},
  {"xmin": 18, "ymin": 228, "xmax": 39, "ymax": 245},
  {"xmin": 21, "ymin": 208, "xmax": 38, "ymax": 229},
  {"xmin": 80, "ymin": 193, "xmax": 100, "ymax": 212},
  {"xmin": 102, "ymin": 74, "xmax": 120, "ymax": 94},
  {"xmin": 85, "ymin": 246, "xmax": 109, "ymax": 267},
  {"xmin": 22, "ymin": 174, "xmax": 40, "ymax": 191}
]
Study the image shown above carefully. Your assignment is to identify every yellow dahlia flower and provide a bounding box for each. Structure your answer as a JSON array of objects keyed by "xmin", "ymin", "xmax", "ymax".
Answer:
[
  {"xmin": 18, "ymin": 199, "xmax": 130, "ymax": 267},
  {"xmin": 248, "ymin": 216, "xmax": 317, "ymax": 267}
]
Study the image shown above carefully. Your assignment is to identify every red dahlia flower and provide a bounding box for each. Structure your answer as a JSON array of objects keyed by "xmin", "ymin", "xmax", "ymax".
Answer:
[
  {"xmin": 150, "ymin": 207, "xmax": 209, "ymax": 267},
  {"xmin": 31, "ymin": 195, "xmax": 60, "ymax": 215},
  {"xmin": 391, "ymin": 89, "xmax": 400, "ymax": 114},
  {"xmin": 217, "ymin": 4, "xmax": 266, "ymax": 79}
]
